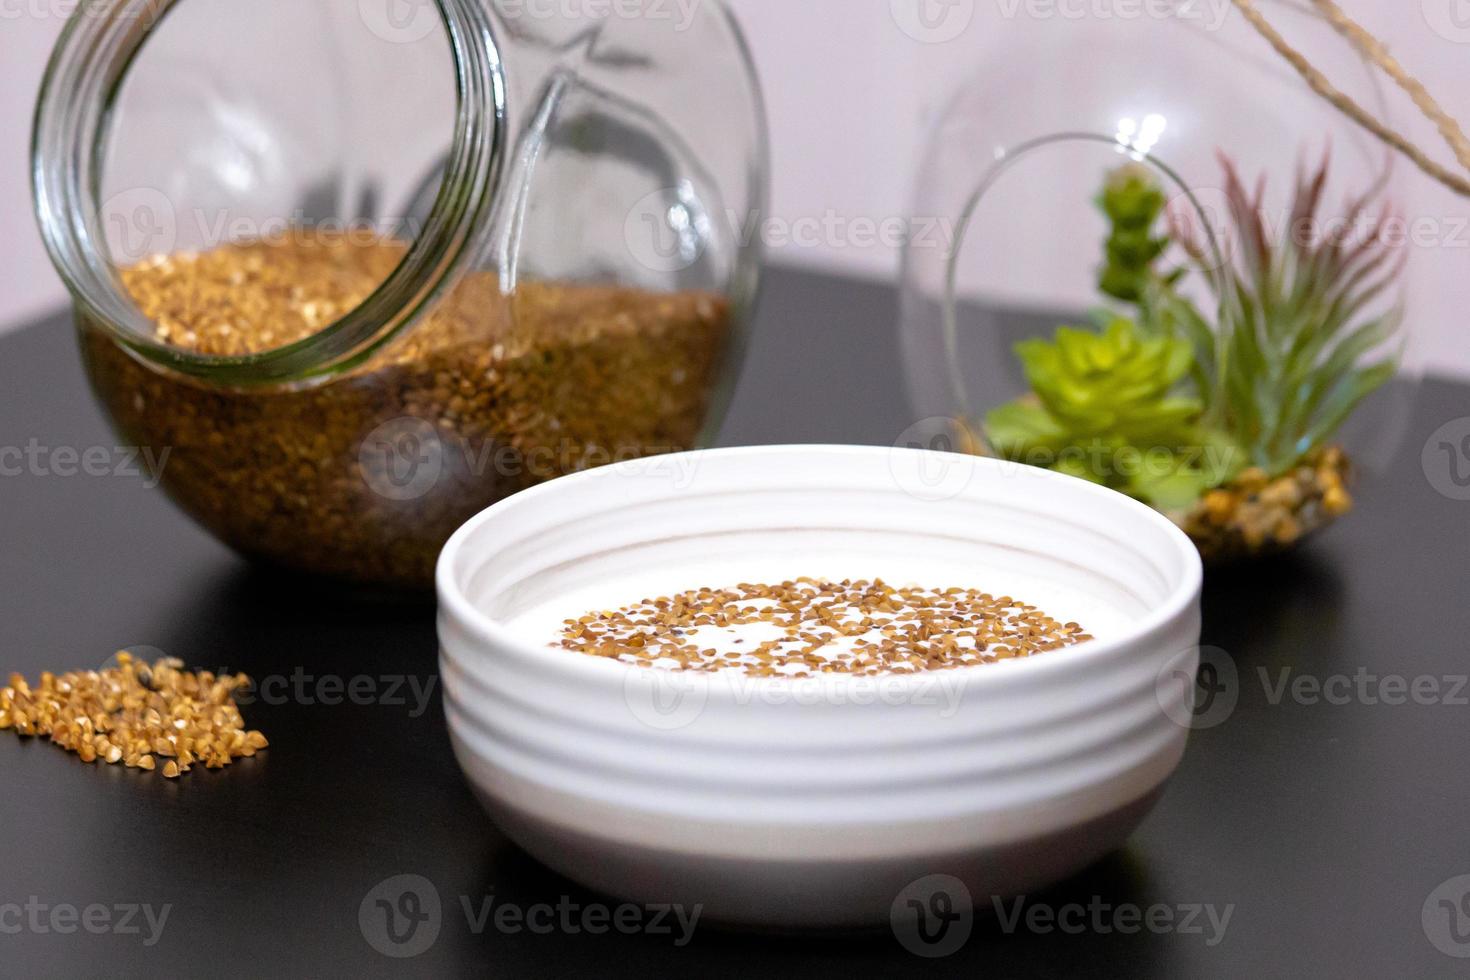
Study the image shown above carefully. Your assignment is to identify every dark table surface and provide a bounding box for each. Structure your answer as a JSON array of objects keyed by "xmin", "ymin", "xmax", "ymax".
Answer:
[{"xmin": 2, "ymin": 264, "xmax": 1469, "ymax": 978}]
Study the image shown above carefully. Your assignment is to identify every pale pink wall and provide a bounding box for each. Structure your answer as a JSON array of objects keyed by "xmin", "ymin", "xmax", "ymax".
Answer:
[
  {"xmin": 1, "ymin": 13, "xmax": 64, "ymax": 326},
  {"xmin": 2, "ymin": 1, "xmax": 1467, "ymax": 375},
  {"xmin": 736, "ymin": 0, "xmax": 1470, "ymax": 378}
]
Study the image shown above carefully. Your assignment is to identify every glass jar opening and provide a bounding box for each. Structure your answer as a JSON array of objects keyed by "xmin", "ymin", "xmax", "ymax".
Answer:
[{"xmin": 33, "ymin": 0, "xmax": 506, "ymax": 384}]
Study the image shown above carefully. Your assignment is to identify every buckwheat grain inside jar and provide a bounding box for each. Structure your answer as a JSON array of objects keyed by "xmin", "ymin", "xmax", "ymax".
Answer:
[{"xmin": 33, "ymin": 0, "xmax": 767, "ymax": 589}]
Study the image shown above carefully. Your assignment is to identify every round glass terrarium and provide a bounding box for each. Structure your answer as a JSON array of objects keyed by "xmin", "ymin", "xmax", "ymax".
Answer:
[
  {"xmin": 33, "ymin": 0, "xmax": 767, "ymax": 588},
  {"xmin": 901, "ymin": 4, "xmax": 1421, "ymax": 565}
]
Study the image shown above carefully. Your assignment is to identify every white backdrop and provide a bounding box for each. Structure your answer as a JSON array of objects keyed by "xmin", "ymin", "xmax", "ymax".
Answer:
[{"xmin": 2, "ymin": 0, "xmax": 1467, "ymax": 376}]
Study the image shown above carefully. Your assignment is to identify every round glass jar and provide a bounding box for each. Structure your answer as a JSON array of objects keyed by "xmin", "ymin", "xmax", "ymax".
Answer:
[
  {"xmin": 900, "ymin": 6, "xmax": 1422, "ymax": 565},
  {"xmin": 33, "ymin": 0, "xmax": 767, "ymax": 589}
]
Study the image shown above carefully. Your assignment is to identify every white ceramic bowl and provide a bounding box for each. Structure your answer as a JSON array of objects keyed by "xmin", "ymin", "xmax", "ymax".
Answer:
[{"xmin": 437, "ymin": 445, "xmax": 1203, "ymax": 929}]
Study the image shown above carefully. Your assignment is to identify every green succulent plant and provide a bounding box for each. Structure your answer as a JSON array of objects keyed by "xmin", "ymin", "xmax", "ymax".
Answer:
[
  {"xmin": 985, "ymin": 154, "xmax": 1401, "ymax": 510},
  {"xmin": 1169, "ymin": 153, "xmax": 1403, "ymax": 476},
  {"xmin": 1096, "ymin": 162, "xmax": 1180, "ymax": 305},
  {"xmin": 986, "ymin": 315, "xmax": 1241, "ymax": 509}
]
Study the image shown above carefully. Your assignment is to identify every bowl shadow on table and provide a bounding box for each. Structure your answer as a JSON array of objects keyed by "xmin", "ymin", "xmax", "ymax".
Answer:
[
  {"xmin": 139, "ymin": 559, "xmax": 451, "ymax": 801},
  {"xmin": 148, "ymin": 560, "xmax": 439, "ymax": 667},
  {"xmin": 1199, "ymin": 544, "xmax": 1349, "ymax": 671},
  {"xmin": 121, "ymin": 560, "xmax": 499, "ymax": 936},
  {"xmin": 464, "ymin": 821, "xmax": 1175, "ymax": 972}
]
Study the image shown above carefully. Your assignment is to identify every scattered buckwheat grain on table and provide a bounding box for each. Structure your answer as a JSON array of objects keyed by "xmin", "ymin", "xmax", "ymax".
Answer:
[{"xmin": 0, "ymin": 652, "xmax": 267, "ymax": 778}]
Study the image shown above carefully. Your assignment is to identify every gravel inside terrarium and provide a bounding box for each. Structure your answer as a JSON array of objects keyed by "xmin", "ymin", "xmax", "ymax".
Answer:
[{"xmin": 1179, "ymin": 446, "xmax": 1354, "ymax": 562}]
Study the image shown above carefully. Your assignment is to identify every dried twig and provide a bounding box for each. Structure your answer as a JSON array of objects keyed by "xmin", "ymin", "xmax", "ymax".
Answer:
[{"xmin": 1229, "ymin": 0, "xmax": 1470, "ymax": 197}]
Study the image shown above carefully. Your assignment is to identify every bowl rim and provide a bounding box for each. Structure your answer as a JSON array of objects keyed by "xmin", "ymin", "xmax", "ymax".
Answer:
[{"xmin": 436, "ymin": 444, "xmax": 1204, "ymax": 695}]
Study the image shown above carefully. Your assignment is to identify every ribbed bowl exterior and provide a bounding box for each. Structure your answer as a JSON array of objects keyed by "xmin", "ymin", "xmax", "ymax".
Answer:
[{"xmin": 438, "ymin": 446, "xmax": 1203, "ymax": 926}]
